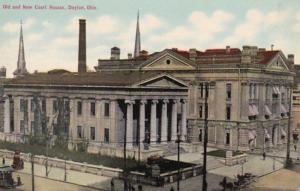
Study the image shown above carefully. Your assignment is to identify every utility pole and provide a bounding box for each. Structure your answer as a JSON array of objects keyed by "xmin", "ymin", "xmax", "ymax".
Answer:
[
  {"xmin": 31, "ymin": 154, "xmax": 35, "ymax": 191},
  {"xmin": 123, "ymin": 116, "xmax": 128, "ymax": 191},
  {"xmin": 177, "ymin": 132, "xmax": 181, "ymax": 191},
  {"xmin": 202, "ymin": 83, "xmax": 209, "ymax": 191},
  {"xmin": 64, "ymin": 159, "xmax": 67, "ymax": 182},
  {"xmin": 286, "ymin": 86, "xmax": 293, "ymax": 168}
]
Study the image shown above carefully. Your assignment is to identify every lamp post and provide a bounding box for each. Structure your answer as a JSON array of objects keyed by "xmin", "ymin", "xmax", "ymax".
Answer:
[
  {"xmin": 202, "ymin": 83, "xmax": 209, "ymax": 191},
  {"xmin": 285, "ymin": 86, "xmax": 293, "ymax": 168},
  {"xmin": 176, "ymin": 132, "xmax": 181, "ymax": 191}
]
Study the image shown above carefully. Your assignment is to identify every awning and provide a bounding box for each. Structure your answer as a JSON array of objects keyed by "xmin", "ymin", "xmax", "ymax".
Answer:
[
  {"xmin": 273, "ymin": 86, "xmax": 280, "ymax": 94},
  {"xmin": 252, "ymin": 105, "xmax": 259, "ymax": 115},
  {"xmin": 248, "ymin": 130, "xmax": 257, "ymax": 140},
  {"xmin": 265, "ymin": 105, "xmax": 272, "ymax": 115},
  {"xmin": 248, "ymin": 105, "xmax": 255, "ymax": 116},
  {"xmin": 281, "ymin": 128, "xmax": 287, "ymax": 137},
  {"xmin": 280, "ymin": 104, "xmax": 287, "ymax": 113},
  {"xmin": 265, "ymin": 129, "xmax": 271, "ymax": 139}
]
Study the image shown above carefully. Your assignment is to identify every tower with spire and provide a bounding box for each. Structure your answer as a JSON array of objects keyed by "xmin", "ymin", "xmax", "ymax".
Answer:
[
  {"xmin": 133, "ymin": 10, "xmax": 141, "ymax": 58},
  {"xmin": 14, "ymin": 21, "xmax": 28, "ymax": 77}
]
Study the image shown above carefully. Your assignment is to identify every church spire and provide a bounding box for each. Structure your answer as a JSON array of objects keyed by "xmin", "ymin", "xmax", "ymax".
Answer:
[
  {"xmin": 133, "ymin": 10, "xmax": 141, "ymax": 58},
  {"xmin": 14, "ymin": 20, "xmax": 28, "ymax": 77}
]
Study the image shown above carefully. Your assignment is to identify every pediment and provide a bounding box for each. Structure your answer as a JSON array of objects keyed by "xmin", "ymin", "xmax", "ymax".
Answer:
[
  {"xmin": 134, "ymin": 74, "xmax": 188, "ymax": 88},
  {"xmin": 141, "ymin": 50, "xmax": 195, "ymax": 70},
  {"xmin": 266, "ymin": 53, "xmax": 289, "ymax": 71}
]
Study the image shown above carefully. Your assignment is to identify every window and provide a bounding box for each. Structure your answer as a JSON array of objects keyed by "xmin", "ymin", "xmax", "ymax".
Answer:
[
  {"xmin": 90, "ymin": 127, "xmax": 95, "ymax": 140},
  {"xmin": 31, "ymin": 99, "xmax": 34, "ymax": 112},
  {"xmin": 77, "ymin": 101, "xmax": 82, "ymax": 115},
  {"xmin": 199, "ymin": 129, "xmax": 202, "ymax": 142},
  {"xmin": 200, "ymin": 83, "xmax": 204, "ymax": 98},
  {"xmin": 104, "ymin": 128, "xmax": 109, "ymax": 143},
  {"xmin": 226, "ymin": 132, "xmax": 230, "ymax": 145},
  {"xmin": 199, "ymin": 105, "xmax": 203, "ymax": 119},
  {"xmin": 205, "ymin": 105, "xmax": 208, "ymax": 118},
  {"xmin": 226, "ymin": 83, "xmax": 232, "ymax": 99},
  {"xmin": 20, "ymin": 99, "xmax": 25, "ymax": 112},
  {"xmin": 253, "ymin": 84, "xmax": 257, "ymax": 99},
  {"xmin": 53, "ymin": 100, "xmax": 58, "ymax": 114},
  {"xmin": 42, "ymin": 99, "xmax": 46, "ymax": 112},
  {"xmin": 226, "ymin": 105, "xmax": 231, "ymax": 120},
  {"xmin": 20, "ymin": 120, "xmax": 24, "ymax": 133},
  {"xmin": 90, "ymin": 102, "xmax": 95, "ymax": 116},
  {"xmin": 104, "ymin": 102, "xmax": 110, "ymax": 117},
  {"xmin": 77, "ymin": 126, "xmax": 82, "ymax": 138},
  {"xmin": 266, "ymin": 85, "xmax": 269, "ymax": 99}
]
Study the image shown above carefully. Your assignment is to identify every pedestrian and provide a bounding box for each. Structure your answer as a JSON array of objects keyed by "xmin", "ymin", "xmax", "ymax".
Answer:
[
  {"xmin": 138, "ymin": 184, "xmax": 143, "ymax": 191},
  {"xmin": 294, "ymin": 144, "xmax": 297, "ymax": 151},
  {"xmin": 2, "ymin": 157, "xmax": 5, "ymax": 165},
  {"xmin": 263, "ymin": 152, "xmax": 266, "ymax": 160},
  {"xmin": 222, "ymin": 177, "xmax": 227, "ymax": 191},
  {"xmin": 170, "ymin": 186, "xmax": 174, "ymax": 191},
  {"xmin": 111, "ymin": 178, "xmax": 114, "ymax": 191}
]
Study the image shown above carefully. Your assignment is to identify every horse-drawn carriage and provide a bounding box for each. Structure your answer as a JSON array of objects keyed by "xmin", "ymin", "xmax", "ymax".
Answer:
[
  {"xmin": 220, "ymin": 173, "xmax": 256, "ymax": 190},
  {"xmin": 0, "ymin": 165, "xmax": 15, "ymax": 189},
  {"xmin": 12, "ymin": 151, "xmax": 24, "ymax": 170}
]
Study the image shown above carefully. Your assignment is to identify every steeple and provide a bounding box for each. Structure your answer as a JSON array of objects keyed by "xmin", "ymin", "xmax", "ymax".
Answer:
[
  {"xmin": 133, "ymin": 10, "xmax": 141, "ymax": 58},
  {"xmin": 14, "ymin": 20, "xmax": 28, "ymax": 77}
]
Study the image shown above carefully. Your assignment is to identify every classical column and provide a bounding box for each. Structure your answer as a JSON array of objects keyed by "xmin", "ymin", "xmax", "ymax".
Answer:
[
  {"xmin": 181, "ymin": 99, "xmax": 187, "ymax": 141},
  {"xmin": 150, "ymin": 100, "xmax": 158, "ymax": 144},
  {"xmin": 171, "ymin": 99, "xmax": 179, "ymax": 141},
  {"xmin": 4, "ymin": 96, "xmax": 10, "ymax": 133},
  {"xmin": 125, "ymin": 100, "xmax": 134, "ymax": 148},
  {"xmin": 161, "ymin": 99, "xmax": 168, "ymax": 143},
  {"xmin": 139, "ymin": 100, "xmax": 146, "ymax": 144}
]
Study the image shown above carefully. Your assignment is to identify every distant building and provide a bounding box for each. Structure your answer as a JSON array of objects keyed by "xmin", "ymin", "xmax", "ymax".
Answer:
[
  {"xmin": 0, "ymin": 15, "xmax": 295, "ymax": 158},
  {"xmin": 292, "ymin": 65, "xmax": 300, "ymax": 141}
]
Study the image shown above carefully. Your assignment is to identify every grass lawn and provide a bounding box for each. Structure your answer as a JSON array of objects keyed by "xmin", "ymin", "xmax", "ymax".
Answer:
[
  {"xmin": 206, "ymin": 149, "xmax": 244, "ymax": 158},
  {"xmin": 0, "ymin": 141, "xmax": 140, "ymax": 169}
]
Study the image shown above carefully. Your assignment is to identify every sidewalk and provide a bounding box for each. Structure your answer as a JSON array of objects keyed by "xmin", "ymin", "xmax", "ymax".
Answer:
[{"xmin": 3, "ymin": 157, "xmax": 111, "ymax": 190}]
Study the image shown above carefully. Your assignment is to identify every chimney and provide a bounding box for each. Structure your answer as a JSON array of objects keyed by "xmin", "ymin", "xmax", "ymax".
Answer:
[
  {"xmin": 189, "ymin": 48, "xmax": 197, "ymax": 61},
  {"xmin": 139, "ymin": 50, "xmax": 148, "ymax": 57},
  {"xmin": 288, "ymin": 54, "xmax": 294, "ymax": 65},
  {"xmin": 128, "ymin": 53, "xmax": 132, "ymax": 59},
  {"xmin": 0, "ymin": 67, "xmax": 6, "ymax": 78},
  {"xmin": 78, "ymin": 19, "xmax": 87, "ymax": 73},
  {"xmin": 111, "ymin": 47, "xmax": 120, "ymax": 60},
  {"xmin": 226, "ymin": 45, "xmax": 230, "ymax": 53}
]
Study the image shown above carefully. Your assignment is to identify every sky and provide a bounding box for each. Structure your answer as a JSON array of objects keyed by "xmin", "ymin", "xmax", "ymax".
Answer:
[{"xmin": 0, "ymin": 0, "xmax": 300, "ymax": 77}]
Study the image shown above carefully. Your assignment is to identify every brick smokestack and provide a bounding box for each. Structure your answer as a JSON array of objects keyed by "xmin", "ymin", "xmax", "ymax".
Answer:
[{"xmin": 78, "ymin": 19, "xmax": 86, "ymax": 73}]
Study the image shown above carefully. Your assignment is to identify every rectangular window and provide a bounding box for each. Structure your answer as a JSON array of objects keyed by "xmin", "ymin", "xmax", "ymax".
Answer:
[
  {"xmin": 266, "ymin": 85, "xmax": 269, "ymax": 99},
  {"xmin": 77, "ymin": 101, "xmax": 82, "ymax": 115},
  {"xmin": 226, "ymin": 83, "xmax": 232, "ymax": 99},
  {"xmin": 199, "ymin": 129, "xmax": 202, "ymax": 142},
  {"xmin": 20, "ymin": 120, "xmax": 24, "ymax": 133},
  {"xmin": 53, "ymin": 100, "xmax": 58, "ymax": 114},
  {"xmin": 253, "ymin": 84, "xmax": 257, "ymax": 99},
  {"xmin": 226, "ymin": 105, "xmax": 231, "ymax": 120},
  {"xmin": 226, "ymin": 132, "xmax": 230, "ymax": 145},
  {"xmin": 31, "ymin": 99, "xmax": 34, "ymax": 112},
  {"xmin": 90, "ymin": 102, "xmax": 95, "ymax": 116},
  {"xmin": 20, "ymin": 99, "xmax": 25, "ymax": 112},
  {"xmin": 200, "ymin": 83, "xmax": 204, "ymax": 98},
  {"xmin": 77, "ymin": 126, "xmax": 82, "ymax": 138},
  {"xmin": 42, "ymin": 99, "xmax": 46, "ymax": 112},
  {"xmin": 104, "ymin": 102, "xmax": 110, "ymax": 117},
  {"xmin": 90, "ymin": 127, "xmax": 95, "ymax": 140},
  {"xmin": 199, "ymin": 105, "xmax": 203, "ymax": 119},
  {"xmin": 205, "ymin": 105, "xmax": 208, "ymax": 118},
  {"xmin": 104, "ymin": 128, "xmax": 109, "ymax": 143}
]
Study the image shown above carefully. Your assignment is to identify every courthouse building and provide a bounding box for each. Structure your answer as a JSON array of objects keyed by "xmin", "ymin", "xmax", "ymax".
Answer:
[{"xmin": 0, "ymin": 16, "xmax": 295, "ymax": 157}]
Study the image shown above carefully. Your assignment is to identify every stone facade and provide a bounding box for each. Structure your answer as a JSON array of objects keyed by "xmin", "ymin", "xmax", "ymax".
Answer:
[{"xmin": 95, "ymin": 46, "xmax": 295, "ymax": 151}]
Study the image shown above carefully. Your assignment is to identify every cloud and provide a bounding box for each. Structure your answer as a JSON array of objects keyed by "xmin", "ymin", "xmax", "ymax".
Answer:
[
  {"xmin": 2, "ymin": 17, "xmax": 36, "ymax": 33},
  {"xmin": 292, "ymin": 11, "xmax": 300, "ymax": 32},
  {"xmin": 66, "ymin": 15, "xmax": 120, "ymax": 35},
  {"xmin": 223, "ymin": 9, "xmax": 290, "ymax": 46},
  {"xmin": 148, "ymin": 10, "xmax": 234, "ymax": 49},
  {"xmin": 141, "ymin": 14, "xmax": 166, "ymax": 34}
]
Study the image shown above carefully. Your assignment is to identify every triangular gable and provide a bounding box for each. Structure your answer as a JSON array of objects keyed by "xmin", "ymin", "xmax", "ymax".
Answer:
[
  {"xmin": 141, "ymin": 49, "xmax": 195, "ymax": 70},
  {"xmin": 134, "ymin": 73, "xmax": 188, "ymax": 88},
  {"xmin": 266, "ymin": 51, "xmax": 290, "ymax": 71}
]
